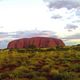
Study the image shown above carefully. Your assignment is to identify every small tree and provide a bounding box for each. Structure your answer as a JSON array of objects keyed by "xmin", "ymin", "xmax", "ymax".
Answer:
[{"xmin": 27, "ymin": 45, "xmax": 36, "ymax": 49}]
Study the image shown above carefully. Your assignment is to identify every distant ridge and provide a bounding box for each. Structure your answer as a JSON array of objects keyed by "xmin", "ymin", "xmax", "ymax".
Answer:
[{"xmin": 7, "ymin": 37, "xmax": 65, "ymax": 49}]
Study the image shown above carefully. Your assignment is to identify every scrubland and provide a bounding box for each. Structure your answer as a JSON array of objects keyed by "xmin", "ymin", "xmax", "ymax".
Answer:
[{"xmin": 0, "ymin": 46, "xmax": 80, "ymax": 80}]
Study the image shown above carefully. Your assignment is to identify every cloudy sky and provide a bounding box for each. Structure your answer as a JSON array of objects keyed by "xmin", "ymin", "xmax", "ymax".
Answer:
[{"xmin": 0, "ymin": 0, "xmax": 80, "ymax": 48}]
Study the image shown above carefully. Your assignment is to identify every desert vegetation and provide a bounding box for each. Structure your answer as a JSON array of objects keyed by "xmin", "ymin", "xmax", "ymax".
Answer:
[{"xmin": 0, "ymin": 46, "xmax": 80, "ymax": 80}]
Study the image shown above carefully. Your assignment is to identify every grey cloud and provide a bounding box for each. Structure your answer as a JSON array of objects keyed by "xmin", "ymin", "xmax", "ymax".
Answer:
[
  {"xmin": 0, "ymin": 26, "xmax": 4, "ymax": 28},
  {"xmin": 64, "ymin": 24, "xmax": 78, "ymax": 31},
  {"xmin": 76, "ymin": 8, "xmax": 80, "ymax": 16},
  {"xmin": 0, "ymin": 32, "xmax": 8, "ymax": 37},
  {"xmin": 72, "ymin": 20, "xmax": 80, "ymax": 23},
  {"xmin": 51, "ymin": 15, "xmax": 62, "ymax": 19},
  {"xmin": 44, "ymin": 0, "xmax": 80, "ymax": 9},
  {"xmin": 13, "ymin": 30, "xmax": 57, "ymax": 38},
  {"xmin": 63, "ymin": 33, "xmax": 80, "ymax": 39},
  {"xmin": 0, "ymin": 32, "xmax": 8, "ymax": 35},
  {"xmin": 0, "ymin": 30, "xmax": 58, "ymax": 39}
]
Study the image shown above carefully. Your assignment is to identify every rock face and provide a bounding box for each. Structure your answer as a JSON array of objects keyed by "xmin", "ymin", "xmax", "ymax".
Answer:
[{"xmin": 7, "ymin": 37, "xmax": 65, "ymax": 49}]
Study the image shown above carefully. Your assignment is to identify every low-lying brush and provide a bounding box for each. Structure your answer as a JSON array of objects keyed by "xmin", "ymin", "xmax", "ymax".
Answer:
[{"xmin": 0, "ymin": 46, "xmax": 80, "ymax": 80}]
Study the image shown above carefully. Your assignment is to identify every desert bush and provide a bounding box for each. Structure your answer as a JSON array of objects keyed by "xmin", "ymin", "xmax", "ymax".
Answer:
[{"xmin": 0, "ymin": 46, "xmax": 80, "ymax": 80}]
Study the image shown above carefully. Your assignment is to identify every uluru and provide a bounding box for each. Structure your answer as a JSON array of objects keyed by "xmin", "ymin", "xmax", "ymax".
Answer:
[{"xmin": 7, "ymin": 37, "xmax": 65, "ymax": 49}]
